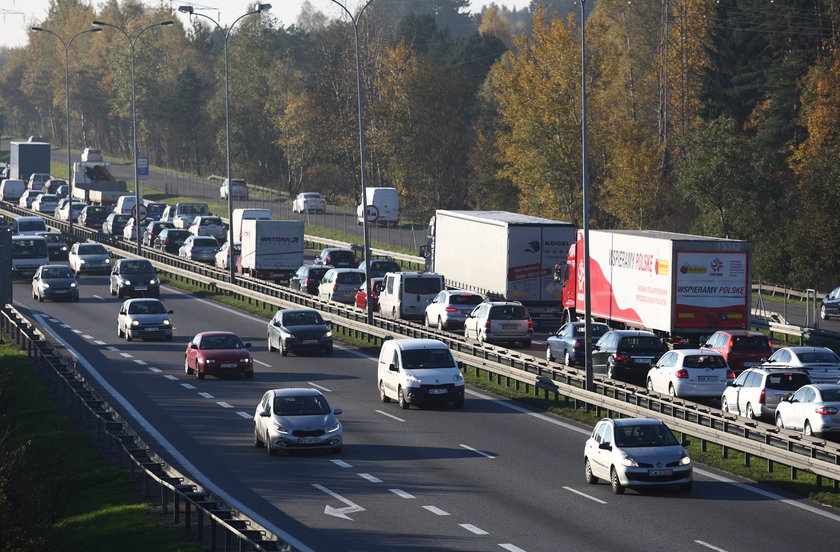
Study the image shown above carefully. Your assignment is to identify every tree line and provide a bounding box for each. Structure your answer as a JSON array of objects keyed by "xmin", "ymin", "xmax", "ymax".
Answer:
[{"xmin": 3, "ymin": 0, "xmax": 840, "ymax": 290}]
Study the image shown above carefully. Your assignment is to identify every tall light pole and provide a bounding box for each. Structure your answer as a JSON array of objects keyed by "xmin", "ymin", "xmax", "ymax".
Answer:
[
  {"xmin": 93, "ymin": 19, "xmax": 173, "ymax": 255},
  {"xmin": 31, "ymin": 26, "xmax": 101, "ymax": 238},
  {"xmin": 330, "ymin": 0, "xmax": 375, "ymax": 324},
  {"xmin": 178, "ymin": 3, "xmax": 271, "ymax": 283},
  {"xmin": 579, "ymin": 0, "xmax": 594, "ymax": 392}
]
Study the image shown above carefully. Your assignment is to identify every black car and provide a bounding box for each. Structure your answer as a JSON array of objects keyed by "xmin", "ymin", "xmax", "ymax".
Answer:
[
  {"xmin": 546, "ymin": 321, "xmax": 611, "ymax": 366},
  {"xmin": 313, "ymin": 247, "xmax": 360, "ymax": 268},
  {"xmin": 103, "ymin": 212, "xmax": 131, "ymax": 235},
  {"xmin": 110, "ymin": 258, "xmax": 160, "ymax": 298},
  {"xmin": 361, "ymin": 258, "xmax": 402, "ymax": 279},
  {"xmin": 36, "ymin": 231, "xmax": 70, "ymax": 261},
  {"xmin": 290, "ymin": 264, "xmax": 332, "ymax": 295},
  {"xmin": 79, "ymin": 205, "xmax": 111, "ymax": 230},
  {"xmin": 591, "ymin": 330, "xmax": 668, "ymax": 384},
  {"xmin": 820, "ymin": 286, "xmax": 840, "ymax": 320},
  {"xmin": 266, "ymin": 308, "xmax": 333, "ymax": 356},
  {"xmin": 143, "ymin": 221, "xmax": 174, "ymax": 246},
  {"xmin": 154, "ymin": 228, "xmax": 191, "ymax": 254}
]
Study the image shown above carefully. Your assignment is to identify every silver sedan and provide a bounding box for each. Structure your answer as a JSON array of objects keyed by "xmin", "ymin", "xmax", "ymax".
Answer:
[{"xmin": 775, "ymin": 384, "xmax": 840, "ymax": 437}]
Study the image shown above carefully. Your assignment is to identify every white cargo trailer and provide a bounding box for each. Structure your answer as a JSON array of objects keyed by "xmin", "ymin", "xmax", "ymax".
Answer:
[{"xmin": 238, "ymin": 219, "xmax": 304, "ymax": 283}]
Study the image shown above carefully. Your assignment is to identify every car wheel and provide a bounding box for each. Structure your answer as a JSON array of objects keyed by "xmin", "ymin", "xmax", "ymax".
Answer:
[
  {"xmin": 546, "ymin": 347, "xmax": 554, "ymax": 363},
  {"xmin": 267, "ymin": 335, "xmax": 276, "ymax": 352},
  {"xmin": 244, "ymin": 371, "xmax": 253, "ymax": 379},
  {"xmin": 564, "ymin": 350, "xmax": 574, "ymax": 367},
  {"xmin": 331, "ymin": 446, "xmax": 343, "ymax": 454},
  {"xmin": 610, "ymin": 467, "xmax": 624, "ymax": 495},
  {"xmin": 117, "ymin": 326, "xmax": 123, "ymax": 338},
  {"xmin": 184, "ymin": 358, "xmax": 192, "ymax": 374},
  {"xmin": 165, "ymin": 335, "xmax": 172, "ymax": 341},
  {"xmin": 584, "ymin": 458, "xmax": 598, "ymax": 485},
  {"xmin": 32, "ymin": 291, "xmax": 37, "ymax": 300},
  {"xmin": 647, "ymin": 378, "xmax": 655, "ymax": 393},
  {"xmin": 424, "ymin": 314, "xmax": 431, "ymax": 328},
  {"xmin": 196, "ymin": 366, "xmax": 205, "ymax": 379},
  {"xmin": 280, "ymin": 339, "xmax": 288, "ymax": 357},
  {"xmin": 266, "ymin": 432, "xmax": 277, "ymax": 456},
  {"xmin": 607, "ymin": 365, "xmax": 615, "ymax": 380},
  {"xmin": 379, "ymin": 380, "xmax": 391, "ymax": 403},
  {"xmin": 324, "ymin": 345, "xmax": 333, "ymax": 356},
  {"xmin": 721, "ymin": 397, "xmax": 729, "ymax": 413},
  {"xmin": 804, "ymin": 421, "xmax": 813, "ymax": 436},
  {"xmin": 679, "ymin": 481, "xmax": 693, "ymax": 493},
  {"xmin": 254, "ymin": 424, "xmax": 264, "ymax": 447},
  {"xmin": 125, "ymin": 329, "xmax": 133, "ymax": 341},
  {"xmin": 776, "ymin": 414, "xmax": 785, "ymax": 430},
  {"xmin": 437, "ymin": 317, "xmax": 445, "ymax": 331},
  {"xmin": 821, "ymin": 305, "xmax": 828, "ymax": 320},
  {"xmin": 746, "ymin": 403, "xmax": 756, "ymax": 420},
  {"xmin": 453, "ymin": 398, "xmax": 464, "ymax": 408},
  {"xmin": 398, "ymin": 386, "xmax": 409, "ymax": 409},
  {"xmin": 668, "ymin": 384, "xmax": 677, "ymax": 397}
]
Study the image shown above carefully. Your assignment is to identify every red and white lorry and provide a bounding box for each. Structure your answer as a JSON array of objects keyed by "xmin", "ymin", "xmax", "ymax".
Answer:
[{"xmin": 558, "ymin": 229, "xmax": 753, "ymax": 343}]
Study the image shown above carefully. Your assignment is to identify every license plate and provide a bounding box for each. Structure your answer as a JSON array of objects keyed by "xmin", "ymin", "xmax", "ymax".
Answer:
[
  {"xmin": 742, "ymin": 362, "xmax": 757, "ymax": 367},
  {"xmin": 54, "ymin": 290, "xmax": 67, "ymax": 295},
  {"xmin": 429, "ymin": 388, "xmax": 447, "ymax": 394},
  {"xmin": 135, "ymin": 286, "xmax": 147, "ymax": 291},
  {"xmin": 697, "ymin": 376, "xmax": 717, "ymax": 382},
  {"xmin": 300, "ymin": 437, "xmax": 321, "ymax": 444},
  {"xmin": 502, "ymin": 324, "xmax": 517, "ymax": 329},
  {"xmin": 649, "ymin": 469, "xmax": 672, "ymax": 476},
  {"xmin": 144, "ymin": 327, "xmax": 158, "ymax": 332},
  {"xmin": 302, "ymin": 339, "xmax": 319, "ymax": 344},
  {"xmin": 634, "ymin": 358, "xmax": 653, "ymax": 364},
  {"xmin": 220, "ymin": 363, "xmax": 238, "ymax": 368}
]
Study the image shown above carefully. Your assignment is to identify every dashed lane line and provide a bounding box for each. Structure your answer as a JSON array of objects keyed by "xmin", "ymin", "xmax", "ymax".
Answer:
[
  {"xmin": 375, "ymin": 409, "xmax": 405, "ymax": 422},
  {"xmin": 307, "ymin": 382, "xmax": 333, "ymax": 392},
  {"xmin": 422, "ymin": 505, "xmax": 450, "ymax": 516},
  {"xmin": 198, "ymin": 392, "xmax": 215, "ymax": 399},
  {"xmin": 460, "ymin": 524, "xmax": 489, "ymax": 535},
  {"xmin": 389, "ymin": 489, "xmax": 415, "ymax": 499},
  {"xmin": 358, "ymin": 473, "xmax": 382, "ymax": 483},
  {"xmin": 562, "ymin": 486, "xmax": 607, "ymax": 505},
  {"xmin": 459, "ymin": 444, "xmax": 495, "ymax": 459}
]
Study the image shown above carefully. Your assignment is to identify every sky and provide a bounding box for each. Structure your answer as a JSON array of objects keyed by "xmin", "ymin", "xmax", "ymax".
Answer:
[{"xmin": 0, "ymin": 0, "xmax": 532, "ymax": 49}]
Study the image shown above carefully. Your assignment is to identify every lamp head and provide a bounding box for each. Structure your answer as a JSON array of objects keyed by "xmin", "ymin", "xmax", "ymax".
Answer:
[
  {"xmin": 160, "ymin": 21, "xmax": 174, "ymax": 26},
  {"xmin": 92, "ymin": 21, "xmax": 106, "ymax": 26},
  {"xmin": 90, "ymin": 28, "xmax": 102, "ymax": 33},
  {"xmin": 178, "ymin": 6, "xmax": 194, "ymax": 14},
  {"xmin": 258, "ymin": 3, "xmax": 272, "ymax": 12},
  {"xmin": 32, "ymin": 26, "xmax": 45, "ymax": 32}
]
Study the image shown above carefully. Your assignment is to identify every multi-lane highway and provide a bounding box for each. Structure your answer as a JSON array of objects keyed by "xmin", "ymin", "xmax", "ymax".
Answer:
[{"xmin": 12, "ymin": 272, "xmax": 840, "ymax": 552}]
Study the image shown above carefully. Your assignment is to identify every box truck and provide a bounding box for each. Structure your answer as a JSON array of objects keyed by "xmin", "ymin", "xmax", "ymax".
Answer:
[
  {"xmin": 558, "ymin": 229, "xmax": 753, "ymax": 343},
  {"xmin": 422, "ymin": 210, "xmax": 576, "ymax": 328},
  {"xmin": 71, "ymin": 161, "xmax": 128, "ymax": 205},
  {"xmin": 238, "ymin": 219, "xmax": 304, "ymax": 283},
  {"xmin": 10, "ymin": 141, "xmax": 50, "ymax": 182}
]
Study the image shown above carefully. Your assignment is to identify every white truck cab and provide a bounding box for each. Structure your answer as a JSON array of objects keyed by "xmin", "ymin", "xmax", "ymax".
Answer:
[{"xmin": 377, "ymin": 338, "xmax": 464, "ymax": 409}]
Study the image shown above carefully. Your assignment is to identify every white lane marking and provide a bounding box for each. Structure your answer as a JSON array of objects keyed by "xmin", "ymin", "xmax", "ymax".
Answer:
[
  {"xmin": 236, "ymin": 411, "xmax": 251, "ymax": 419},
  {"xmin": 133, "ymin": 359, "xmax": 147, "ymax": 365},
  {"xmin": 93, "ymin": 295, "xmax": 104, "ymax": 300},
  {"xmin": 72, "ymin": 329, "xmax": 82, "ymax": 334},
  {"xmin": 375, "ymin": 409, "xmax": 405, "ymax": 422},
  {"xmin": 358, "ymin": 473, "xmax": 382, "ymax": 483},
  {"xmin": 83, "ymin": 334, "xmax": 94, "ymax": 339},
  {"xmin": 198, "ymin": 392, "xmax": 215, "ymax": 399},
  {"xmin": 695, "ymin": 541, "xmax": 728, "ymax": 552},
  {"xmin": 331, "ymin": 459, "xmax": 353, "ymax": 468},
  {"xmin": 253, "ymin": 359, "xmax": 271, "ymax": 367},
  {"xmin": 106, "ymin": 346, "xmax": 119, "ymax": 351},
  {"xmin": 562, "ymin": 486, "xmax": 607, "ymax": 504},
  {"xmin": 423, "ymin": 505, "xmax": 450, "ymax": 516},
  {"xmin": 60, "ymin": 324, "xmax": 70, "ymax": 328},
  {"xmin": 389, "ymin": 489, "xmax": 415, "ymax": 499},
  {"xmin": 94, "ymin": 340, "xmax": 106, "ymax": 345},
  {"xmin": 217, "ymin": 402, "xmax": 234, "ymax": 409},
  {"xmin": 119, "ymin": 352, "xmax": 133, "ymax": 358},
  {"xmin": 164, "ymin": 375, "xmax": 179, "ymax": 381},
  {"xmin": 460, "ymin": 524, "xmax": 489, "ymax": 535},
  {"xmin": 180, "ymin": 383, "xmax": 197, "ymax": 390},
  {"xmin": 147, "ymin": 367, "xmax": 162, "ymax": 373},
  {"xmin": 308, "ymin": 382, "xmax": 333, "ymax": 392},
  {"xmin": 32, "ymin": 314, "xmax": 315, "ymax": 552},
  {"xmin": 460, "ymin": 444, "xmax": 495, "ymax": 459},
  {"xmin": 499, "ymin": 545, "xmax": 528, "ymax": 552}
]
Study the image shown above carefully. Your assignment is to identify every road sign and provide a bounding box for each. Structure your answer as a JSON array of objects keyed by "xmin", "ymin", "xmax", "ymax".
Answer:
[
  {"xmin": 131, "ymin": 203, "xmax": 148, "ymax": 222},
  {"xmin": 137, "ymin": 156, "xmax": 149, "ymax": 177},
  {"xmin": 364, "ymin": 204, "xmax": 379, "ymax": 223}
]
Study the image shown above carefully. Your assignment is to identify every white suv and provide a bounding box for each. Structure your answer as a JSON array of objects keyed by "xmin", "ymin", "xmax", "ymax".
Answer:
[
  {"xmin": 721, "ymin": 367, "xmax": 811, "ymax": 421},
  {"xmin": 464, "ymin": 300, "xmax": 533, "ymax": 348}
]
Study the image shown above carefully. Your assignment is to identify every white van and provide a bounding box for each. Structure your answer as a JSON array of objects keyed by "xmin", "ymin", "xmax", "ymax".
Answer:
[
  {"xmin": 11, "ymin": 235, "xmax": 49, "ymax": 279},
  {"xmin": 1, "ymin": 179, "xmax": 26, "ymax": 202},
  {"xmin": 377, "ymin": 338, "xmax": 464, "ymax": 408},
  {"xmin": 28, "ymin": 173, "xmax": 51, "ymax": 191},
  {"xmin": 13, "ymin": 216, "xmax": 48, "ymax": 236},
  {"xmin": 378, "ymin": 272, "xmax": 445, "ymax": 320},
  {"xmin": 231, "ymin": 208, "xmax": 271, "ymax": 242},
  {"xmin": 356, "ymin": 187, "xmax": 400, "ymax": 226},
  {"xmin": 115, "ymin": 194, "xmax": 144, "ymax": 215},
  {"xmin": 167, "ymin": 203, "xmax": 210, "ymax": 228}
]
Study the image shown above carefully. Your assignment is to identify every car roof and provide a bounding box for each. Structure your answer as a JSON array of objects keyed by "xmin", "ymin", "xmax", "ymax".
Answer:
[
  {"xmin": 672, "ymin": 349, "xmax": 724, "ymax": 356},
  {"xmin": 123, "ymin": 298, "xmax": 163, "ymax": 305},
  {"xmin": 715, "ymin": 330, "xmax": 765, "ymax": 336},
  {"xmin": 608, "ymin": 330, "xmax": 658, "ymax": 337},
  {"xmin": 485, "ymin": 300, "xmax": 524, "ymax": 306},
  {"xmin": 744, "ymin": 367, "xmax": 808, "ymax": 375},
  {"xmin": 270, "ymin": 388, "xmax": 324, "ymax": 398},
  {"xmin": 195, "ymin": 331, "xmax": 237, "ymax": 337},
  {"xmin": 782, "ymin": 346, "xmax": 834, "ymax": 353},
  {"xmin": 389, "ymin": 338, "xmax": 450, "ymax": 351},
  {"xmin": 609, "ymin": 417, "xmax": 665, "ymax": 428},
  {"xmin": 279, "ymin": 308, "xmax": 319, "ymax": 315},
  {"xmin": 328, "ymin": 268, "xmax": 364, "ymax": 273},
  {"xmin": 808, "ymin": 383, "xmax": 840, "ymax": 390}
]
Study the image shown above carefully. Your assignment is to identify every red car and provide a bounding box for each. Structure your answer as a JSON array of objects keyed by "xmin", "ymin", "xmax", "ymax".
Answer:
[
  {"xmin": 355, "ymin": 277, "xmax": 384, "ymax": 311},
  {"xmin": 184, "ymin": 331, "xmax": 253, "ymax": 379},
  {"xmin": 701, "ymin": 330, "xmax": 772, "ymax": 374}
]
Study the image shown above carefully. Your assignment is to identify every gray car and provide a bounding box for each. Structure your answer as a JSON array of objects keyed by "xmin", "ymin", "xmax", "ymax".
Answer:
[
  {"xmin": 775, "ymin": 384, "xmax": 840, "ymax": 437},
  {"xmin": 318, "ymin": 268, "xmax": 366, "ymax": 303},
  {"xmin": 31, "ymin": 264, "xmax": 79, "ymax": 302},
  {"xmin": 253, "ymin": 388, "xmax": 343, "ymax": 455},
  {"xmin": 722, "ymin": 367, "xmax": 812, "ymax": 421},
  {"xmin": 178, "ymin": 235, "xmax": 218, "ymax": 263},
  {"xmin": 117, "ymin": 298, "xmax": 173, "ymax": 341},
  {"xmin": 424, "ymin": 289, "xmax": 483, "ymax": 330},
  {"xmin": 69, "ymin": 242, "xmax": 112, "ymax": 275},
  {"xmin": 464, "ymin": 301, "xmax": 533, "ymax": 347},
  {"xmin": 110, "ymin": 258, "xmax": 160, "ymax": 298},
  {"xmin": 761, "ymin": 346, "xmax": 840, "ymax": 383},
  {"xmin": 267, "ymin": 308, "xmax": 333, "ymax": 356}
]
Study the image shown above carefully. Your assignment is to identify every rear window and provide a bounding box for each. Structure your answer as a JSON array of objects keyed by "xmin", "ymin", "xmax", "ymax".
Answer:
[
  {"xmin": 450, "ymin": 294, "xmax": 483, "ymax": 306},
  {"xmin": 41, "ymin": 234, "xmax": 64, "ymax": 244},
  {"xmin": 201, "ymin": 217, "xmax": 222, "ymax": 225},
  {"xmin": 619, "ymin": 336, "xmax": 665, "ymax": 350},
  {"xmin": 404, "ymin": 277, "xmax": 442, "ymax": 295},
  {"xmin": 820, "ymin": 389, "xmax": 840, "ymax": 401},
  {"xmin": 114, "ymin": 214, "xmax": 131, "ymax": 222},
  {"xmin": 489, "ymin": 305, "xmax": 528, "ymax": 320},
  {"xmin": 573, "ymin": 324, "xmax": 609, "ymax": 337},
  {"xmin": 766, "ymin": 373, "xmax": 811, "ymax": 390},
  {"xmin": 400, "ymin": 347, "xmax": 456, "ymax": 369},
  {"xmin": 309, "ymin": 267, "xmax": 330, "ymax": 279},
  {"xmin": 193, "ymin": 237, "xmax": 217, "ymax": 246},
  {"xmin": 336, "ymin": 272, "xmax": 365, "ymax": 284},
  {"xmin": 330, "ymin": 250, "xmax": 356, "ymax": 261},
  {"xmin": 17, "ymin": 220, "xmax": 46, "ymax": 232},
  {"xmin": 87, "ymin": 206, "xmax": 107, "ymax": 214},
  {"xmin": 731, "ymin": 335, "xmax": 771, "ymax": 351},
  {"xmin": 797, "ymin": 351, "xmax": 840, "ymax": 364},
  {"xmin": 682, "ymin": 355, "xmax": 727, "ymax": 369},
  {"xmin": 371, "ymin": 261, "xmax": 400, "ymax": 271}
]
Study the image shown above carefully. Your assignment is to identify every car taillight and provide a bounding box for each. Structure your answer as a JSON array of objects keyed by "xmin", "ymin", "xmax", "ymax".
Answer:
[
  {"xmin": 333, "ymin": 284, "xmax": 338, "ymax": 291},
  {"xmin": 574, "ymin": 341, "xmax": 583, "ymax": 349},
  {"xmin": 726, "ymin": 370, "xmax": 735, "ymax": 379},
  {"xmin": 484, "ymin": 319, "xmax": 491, "ymax": 328},
  {"xmin": 445, "ymin": 307, "xmax": 458, "ymax": 312},
  {"xmin": 527, "ymin": 318, "xmax": 533, "ymax": 330},
  {"xmin": 164, "ymin": 239, "xmax": 170, "ymax": 244},
  {"xmin": 326, "ymin": 256, "xmax": 332, "ymax": 264},
  {"xmin": 758, "ymin": 389, "xmax": 766, "ymax": 404},
  {"xmin": 675, "ymin": 369, "xmax": 689, "ymax": 379},
  {"xmin": 816, "ymin": 407, "xmax": 838, "ymax": 415},
  {"xmin": 767, "ymin": 339, "xmax": 773, "ymax": 349},
  {"xmin": 305, "ymin": 278, "xmax": 313, "ymax": 285},
  {"xmin": 614, "ymin": 353, "xmax": 629, "ymax": 362}
]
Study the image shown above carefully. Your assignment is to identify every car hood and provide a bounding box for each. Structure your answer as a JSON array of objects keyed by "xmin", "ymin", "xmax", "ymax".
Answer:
[
  {"xmin": 41, "ymin": 277, "xmax": 76, "ymax": 287},
  {"xmin": 128, "ymin": 314, "xmax": 170, "ymax": 324},
  {"xmin": 404, "ymin": 367, "xmax": 462, "ymax": 384},
  {"xmin": 283, "ymin": 324, "xmax": 329, "ymax": 338},
  {"xmin": 619, "ymin": 444, "xmax": 687, "ymax": 464},
  {"xmin": 275, "ymin": 413, "xmax": 337, "ymax": 431},
  {"xmin": 117, "ymin": 272, "xmax": 157, "ymax": 282},
  {"xmin": 201, "ymin": 349, "xmax": 250, "ymax": 361},
  {"xmin": 78, "ymin": 254, "xmax": 110, "ymax": 262}
]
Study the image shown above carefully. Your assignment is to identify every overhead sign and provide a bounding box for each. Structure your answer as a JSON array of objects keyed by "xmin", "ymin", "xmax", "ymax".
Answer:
[
  {"xmin": 137, "ymin": 156, "xmax": 149, "ymax": 177},
  {"xmin": 131, "ymin": 203, "xmax": 148, "ymax": 222},
  {"xmin": 364, "ymin": 204, "xmax": 379, "ymax": 223}
]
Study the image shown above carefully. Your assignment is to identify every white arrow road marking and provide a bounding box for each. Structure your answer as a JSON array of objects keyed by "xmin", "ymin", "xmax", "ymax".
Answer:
[{"xmin": 312, "ymin": 484, "xmax": 366, "ymax": 520}]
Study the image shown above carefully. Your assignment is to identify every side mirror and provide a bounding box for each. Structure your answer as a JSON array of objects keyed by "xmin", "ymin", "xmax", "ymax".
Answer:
[
  {"xmin": 244, "ymin": 343, "xmax": 252, "ymax": 348},
  {"xmin": 593, "ymin": 344, "xmax": 601, "ymax": 351},
  {"xmin": 681, "ymin": 440, "xmax": 691, "ymax": 447},
  {"xmin": 273, "ymin": 321, "xmax": 281, "ymax": 327},
  {"xmin": 388, "ymin": 363, "xmax": 398, "ymax": 372},
  {"xmin": 259, "ymin": 411, "xmax": 270, "ymax": 418},
  {"xmin": 189, "ymin": 343, "xmax": 198, "ymax": 350},
  {"xmin": 119, "ymin": 310, "xmax": 125, "ymax": 315},
  {"xmin": 167, "ymin": 310, "xmax": 174, "ymax": 315},
  {"xmin": 333, "ymin": 409, "xmax": 343, "ymax": 415},
  {"xmin": 598, "ymin": 442, "xmax": 612, "ymax": 451}
]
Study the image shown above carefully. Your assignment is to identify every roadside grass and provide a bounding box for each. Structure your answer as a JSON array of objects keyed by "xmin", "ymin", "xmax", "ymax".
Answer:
[
  {"xmin": 0, "ymin": 343, "xmax": 199, "ymax": 552},
  {"xmin": 157, "ymin": 274, "xmax": 840, "ymax": 508}
]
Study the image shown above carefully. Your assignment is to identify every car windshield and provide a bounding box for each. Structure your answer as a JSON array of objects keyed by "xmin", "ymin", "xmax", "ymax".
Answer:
[
  {"xmin": 41, "ymin": 267, "xmax": 73, "ymax": 278},
  {"xmin": 78, "ymin": 244, "xmax": 107, "ymax": 255},
  {"xmin": 489, "ymin": 305, "xmax": 528, "ymax": 320},
  {"xmin": 766, "ymin": 373, "xmax": 811, "ymax": 390},
  {"xmin": 336, "ymin": 272, "xmax": 365, "ymax": 284},
  {"xmin": 449, "ymin": 294, "xmax": 483, "ymax": 306},
  {"xmin": 404, "ymin": 277, "xmax": 442, "ymax": 295},
  {"xmin": 179, "ymin": 205, "xmax": 207, "ymax": 215},
  {"xmin": 797, "ymin": 351, "xmax": 840, "ymax": 363},
  {"xmin": 273, "ymin": 394, "xmax": 331, "ymax": 416},
  {"xmin": 120, "ymin": 261, "xmax": 153, "ymax": 274},
  {"xmin": 303, "ymin": 193, "xmax": 321, "ymax": 199},
  {"xmin": 615, "ymin": 424, "xmax": 679, "ymax": 447},
  {"xmin": 308, "ymin": 267, "xmax": 330, "ymax": 279},
  {"xmin": 819, "ymin": 389, "xmax": 840, "ymax": 401},
  {"xmin": 620, "ymin": 336, "xmax": 664, "ymax": 350},
  {"xmin": 401, "ymin": 348, "xmax": 456, "ymax": 369},
  {"xmin": 732, "ymin": 335, "xmax": 770, "ymax": 350},
  {"xmin": 41, "ymin": 234, "xmax": 64, "ymax": 244},
  {"xmin": 200, "ymin": 334, "xmax": 244, "ymax": 349},
  {"xmin": 282, "ymin": 311, "xmax": 325, "ymax": 326},
  {"xmin": 128, "ymin": 301, "xmax": 166, "ymax": 314},
  {"xmin": 114, "ymin": 215, "xmax": 130, "ymax": 222},
  {"xmin": 12, "ymin": 239, "xmax": 48, "ymax": 258},
  {"xmin": 682, "ymin": 355, "xmax": 727, "ymax": 368},
  {"xmin": 18, "ymin": 220, "xmax": 46, "ymax": 231}
]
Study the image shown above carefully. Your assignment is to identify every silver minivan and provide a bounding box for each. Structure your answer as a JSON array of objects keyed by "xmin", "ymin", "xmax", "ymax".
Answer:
[
  {"xmin": 378, "ymin": 272, "xmax": 445, "ymax": 320},
  {"xmin": 721, "ymin": 367, "xmax": 812, "ymax": 421},
  {"xmin": 464, "ymin": 301, "xmax": 533, "ymax": 347},
  {"xmin": 318, "ymin": 268, "xmax": 366, "ymax": 303}
]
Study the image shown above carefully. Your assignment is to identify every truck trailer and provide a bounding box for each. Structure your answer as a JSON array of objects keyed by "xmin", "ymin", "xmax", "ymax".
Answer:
[
  {"xmin": 238, "ymin": 219, "xmax": 304, "ymax": 283},
  {"xmin": 559, "ymin": 229, "xmax": 753, "ymax": 343},
  {"xmin": 10, "ymin": 141, "xmax": 50, "ymax": 182},
  {"xmin": 71, "ymin": 161, "xmax": 128, "ymax": 205},
  {"xmin": 423, "ymin": 210, "xmax": 576, "ymax": 328}
]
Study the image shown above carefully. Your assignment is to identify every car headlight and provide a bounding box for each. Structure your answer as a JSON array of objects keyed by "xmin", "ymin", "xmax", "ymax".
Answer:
[
  {"xmin": 404, "ymin": 372, "xmax": 421, "ymax": 384},
  {"xmin": 79, "ymin": 259, "xmax": 86, "ymax": 264},
  {"xmin": 240, "ymin": 357, "xmax": 251, "ymax": 363},
  {"xmin": 150, "ymin": 279, "xmax": 157, "ymax": 285},
  {"xmin": 680, "ymin": 454, "xmax": 691, "ymax": 466},
  {"xmin": 620, "ymin": 455, "xmax": 639, "ymax": 467},
  {"xmin": 453, "ymin": 371, "xmax": 463, "ymax": 382},
  {"xmin": 105, "ymin": 258, "xmax": 111, "ymax": 264},
  {"xmin": 162, "ymin": 320, "xmax": 171, "ymax": 326},
  {"xmin": 327, "ymin": 421, "xmax": 341, "ymax": 433},
  {"xmin": 123, "ymin": 279, "xmax": 132, "ymax": 285},
  {"xmin": 325, "ymin": 331, "xmax": 332, "ymax": 338},
  {"xmin": 272, "ymin": 422, "xmax": 289, "ymax": 434},
  {"xmin": 70, "ymin": 282, "xmax": 76, "ymax": 288},
  {"xmin": 60, "ymin": 246, "xmax": 67, "ymax": 251},
  {"xmin": 131, "ymin": 320, "xmax": 140, "ymax": 326},
  {"xmin": 41, "ymin": 282, "xmax": 50, "ymax": 288}
]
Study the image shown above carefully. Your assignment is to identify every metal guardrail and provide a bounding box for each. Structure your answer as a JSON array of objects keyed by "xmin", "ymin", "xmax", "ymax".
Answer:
[
  {"xmin": 5, "ymin": 202, "xmax": 840, "ymax": 495},
  {"xmin": 0, "ymin": 304, "xmax": 292, "ymax": 551}
]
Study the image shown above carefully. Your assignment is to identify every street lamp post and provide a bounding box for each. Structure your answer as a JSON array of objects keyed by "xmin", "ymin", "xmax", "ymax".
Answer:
[
  {"xmin": 93, "ymin": 19, "xmax": 173, "ymax": 255},
  {"xmin": 579, "ymin": 0, "xmax": 594, "ymax": 392},
  {"xmin": 177, "ymin": 4, "xmax": 271, "ymax": 283},
  {"xmin": 31, "ymin": 26, "xmax": 101, "ymax": 238},
  {"xmin": 330, "ymin": 0, "xmax": 375, "ymax": 325}
]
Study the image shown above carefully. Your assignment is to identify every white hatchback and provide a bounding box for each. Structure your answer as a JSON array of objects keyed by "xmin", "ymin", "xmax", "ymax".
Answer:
[{"xmin": 646, "ymin": 349, "xmax": 734, "ymax": 398}]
